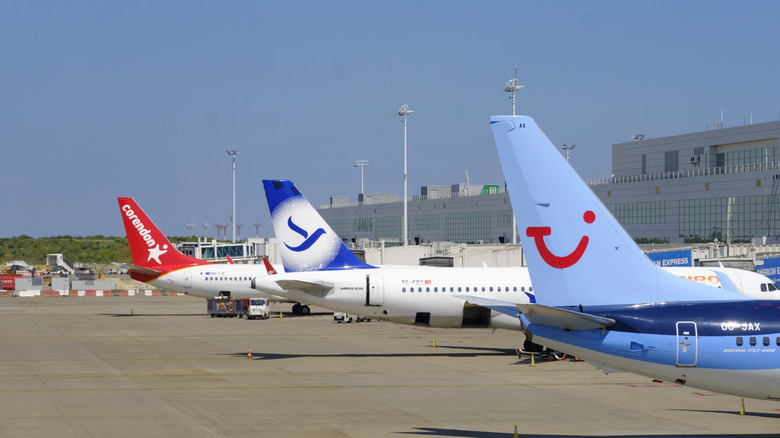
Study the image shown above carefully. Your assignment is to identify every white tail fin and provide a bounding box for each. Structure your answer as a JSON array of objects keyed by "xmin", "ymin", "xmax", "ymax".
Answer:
[{"xmin": 262, "ymin": 180, "xmax": 375, "ymax": 272}]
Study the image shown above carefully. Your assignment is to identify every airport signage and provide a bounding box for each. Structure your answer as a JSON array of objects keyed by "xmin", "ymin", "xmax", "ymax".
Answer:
[
  {"xmin": 756, "ymin": 257, "xmax": 780, "ymax": 284},
  {"xmin": 646, "ymin": 249, "xmax": 692, "ymax": 267}
]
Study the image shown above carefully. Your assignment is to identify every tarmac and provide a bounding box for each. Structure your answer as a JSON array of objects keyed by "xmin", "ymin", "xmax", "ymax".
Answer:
[{"xmin": 1, "ymin": 295, "xmax": 779, "ymax": 438}]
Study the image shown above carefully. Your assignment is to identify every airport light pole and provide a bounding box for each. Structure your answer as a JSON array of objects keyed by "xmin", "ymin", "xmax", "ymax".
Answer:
[
  {"xmin": 226, "ymin": 150, "xmax": 239, "ymax": 243},
  {"xmin": 563, "ymin": 144, "xmax": 576, "ymax": 161},
  {"xmin": 397, "ymin": 105, "xmax": 413, "ymax": 246},
  {"xmin": 502, "ymin": 68, "xmax": 523, "ymax": 244},
  {"xmin": 503, "ymin": 66, "xmax": 524, "ymax": 116},
  {"xmin": 354, "ymin": 160, "xmax": 369, "ymax": 194}
]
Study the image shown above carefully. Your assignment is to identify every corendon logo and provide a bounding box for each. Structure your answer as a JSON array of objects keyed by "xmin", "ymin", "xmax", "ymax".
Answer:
[
  {"xmin": 285, "ymin": 216, "xmax": 326, "ymax": 252},
  {"xmin": 122, "ymin": 204, "xmax": 168, "ymax": 264},
  {"xmin": 526, "ymin": 210, "xmax": 595, "ymax": 269}
]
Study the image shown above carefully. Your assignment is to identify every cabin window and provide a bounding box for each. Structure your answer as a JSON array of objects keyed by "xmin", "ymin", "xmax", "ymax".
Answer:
[
  {"xmin": 481, "ymin": 287, "xmax": 486, "ymax": 292},
  {"xmin": 749, "ymin": 336, "xmax": 757, "ymax": 346},
  {"xmin": 489, "ymin": 287, "xmax": 493, "ymax": 292},
  {"xmin": 434, "ymin": 287, "xmax": 438, "ymax": 292},
  {"xmin": 529, "ymin": 287, "xmax": 533, "ymax": 292},
  {"xmin": 762, "ymin": 284, "xmax": 768, "ymax": 292},
  {"xmin": 513, "ymin": 287, "xmax": 517, "ymax": 292},
  {"xmin": 736, "ymin": 337, "xmax": 743, "ymax": 346},
  {"xmin": 764, "ymin": 336, "xmax": 770, "ymax": 346},
  {"xmin": 402, "ymin": 287, "xmax": 406, "ymax": 292},
  {"xmin": 521, "ymin": 287, "xmax": 525, "ymax": 292},
  {"xmin": 450, "ymin": 287, "xmax": 454, "ymax": 292},
  {"xmin": 426, "ymin": 287, "xmax": 430, "ymax": 292}
]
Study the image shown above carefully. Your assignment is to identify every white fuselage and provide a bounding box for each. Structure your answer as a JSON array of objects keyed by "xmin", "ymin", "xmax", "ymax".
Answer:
[
  {"xmin": 253, "ymin": 266, "xmax": 532, "ymax": 329},
  {"xmin": 150, "ymin": 264, "xmax": 291, "ymax": 302}
]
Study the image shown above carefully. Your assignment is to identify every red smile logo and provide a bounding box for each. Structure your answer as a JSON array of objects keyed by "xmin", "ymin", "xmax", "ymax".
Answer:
[{"xmin": 526, "ymin": 210, "xmax": 595, "ymax": 269}]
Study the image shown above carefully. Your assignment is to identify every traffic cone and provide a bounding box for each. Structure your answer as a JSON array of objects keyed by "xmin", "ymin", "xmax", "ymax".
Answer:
[
  {"xmin": 740, "ymin": 397, "xmax": 746, "ymax": 415},
  {"xmin": 432, "ymin": 336, "xmax": 436, "ymax": 347},
  {"xmin": 279, "ymin": 311, "xmax": 283, "ymax": 319},
  {"xmin": 247, "ymin": 347, "xmax": 252, "ymax": 359},
  {"xmin": 513, "ymin": 424, "xmax": 518, "ymax": 437},
  {"xmin": 530, "ymin": 354, "xmax": 536, "ymax": 367}
]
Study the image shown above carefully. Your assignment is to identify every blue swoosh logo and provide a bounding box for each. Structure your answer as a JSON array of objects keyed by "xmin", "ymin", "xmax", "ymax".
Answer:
[{"xmin": 285, "ymin": 216, "xmax": 326, "ymax": 252}]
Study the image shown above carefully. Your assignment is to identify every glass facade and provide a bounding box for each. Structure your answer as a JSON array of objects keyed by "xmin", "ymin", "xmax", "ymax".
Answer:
[
  {"xmin": 497, "ymin": 209, "xmax": 514, "ymax": 228},
  {"xmin": 446, "ymin": 211, "xmax": 491, "ymax": 243},
  {"xmin": 716, "ymin": 146, "xmax": 777, "ymax": 167},
  {"xmin": 376, "ymin": 216, "xmax": 402, "ymax": 242},
  {"xmin": 353, "ymin": 217, "xmax": 373, "ymax": 232},
  {"xmin": 328, "ymin": 219, "xmax": 350, "ymax": 241},
  {"xmin": 413, "ymin": 214, "xmax": 440, "ymax": 230},
  {"xmin": 614, "ymin": 201, "xmax": 667, "ymax": 225},
  {"xmin": 679, "ymin": 195, "xmax": 780, "ymax": 243}
]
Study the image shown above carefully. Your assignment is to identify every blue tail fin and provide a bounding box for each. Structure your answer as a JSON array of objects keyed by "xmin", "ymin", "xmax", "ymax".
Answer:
[
  {"xmin": 490, "ymin": 116, "xmax": 745, "ymax": 306},
  {"xmin": 263, "ymin": 179, "xmax": 375, "ymax": 272}
]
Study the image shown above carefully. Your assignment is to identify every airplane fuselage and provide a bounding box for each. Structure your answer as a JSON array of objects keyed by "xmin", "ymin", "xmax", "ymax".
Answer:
[
  {"xmin": 253, "ymin": 266, "xmax": 533, "ymax": 329},
  {"xmin": 526, "ymin": 300, "xmax": 780, "ymax": 399},
  {"xmin": 147, "ymin": 264, "xmax": 290, "ymax": 302}
]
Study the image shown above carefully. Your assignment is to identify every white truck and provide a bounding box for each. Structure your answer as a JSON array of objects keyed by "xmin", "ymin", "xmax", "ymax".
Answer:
[{"xmin": 247, "ymin": 298, "xmax": 270, "ymax": 320}]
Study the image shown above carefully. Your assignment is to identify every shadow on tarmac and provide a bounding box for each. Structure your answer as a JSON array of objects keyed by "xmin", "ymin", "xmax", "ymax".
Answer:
[
  {"xmin": 229, "ymin": 345, "xmax": 520, "ymax": 360},
  {"xmin": 401, "ymin": 428, "xmax": 780, "ymax": 437}
]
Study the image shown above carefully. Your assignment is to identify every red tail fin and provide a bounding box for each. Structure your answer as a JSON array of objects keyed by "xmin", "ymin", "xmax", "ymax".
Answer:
[
  {"xmin": 117, "ymin": 197, "xmax": 211, "ymax": 270},
  {"xmin": 262, "ymin": 257, "xmax": 277, "ymax": 275}
]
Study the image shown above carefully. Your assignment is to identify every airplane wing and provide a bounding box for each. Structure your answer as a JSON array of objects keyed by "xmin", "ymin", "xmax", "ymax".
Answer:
[
  {"xmin": 111, "ymin": 262, "xmax": 161, "ymax": 277},
  {"xmin": 516, "ymin": 303, "xmax": 615, "ymax": 330},
  {"xmin": 452, "ymin": 295, "xmax": 522, "ymax": 317},
  {"xmin": 275, "ymin": 279, "xmax": 334, "ymax": 292}
]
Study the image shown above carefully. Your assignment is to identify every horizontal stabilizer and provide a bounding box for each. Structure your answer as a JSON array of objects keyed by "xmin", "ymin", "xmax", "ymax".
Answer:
[
  {"xmin": 453, "ymin": 295, "xmax": 521, "ymax": 317},
  {"xmin": 112, "ymin": 262, "xmax": 161, "ymax": 277},
  {"xmin": 275, "ymin": 279, "xmax": 334, "ymax": 292},
  {"xmin": 516, "ymin": 303, "xmax": 615, "ymax": 330}
]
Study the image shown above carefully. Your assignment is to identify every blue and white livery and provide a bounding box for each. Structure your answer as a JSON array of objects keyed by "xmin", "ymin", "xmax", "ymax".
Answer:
[
  {"xmin": 264, "ymin": 180, "xmax": 374, "ymax": 272},
  {"xmin": 491, "ymin": 115, "xmax": 780, "ymax": 400}
]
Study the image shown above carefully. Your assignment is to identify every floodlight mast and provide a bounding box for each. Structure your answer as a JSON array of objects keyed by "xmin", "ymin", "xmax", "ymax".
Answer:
[
  {"xmin": 354, "ymin": 160, "xmax": 369, "ymax": 194},
  {"xmin": 397, "ymin": 104, "xmax": 413, "ymax": 246},
  {"xmin": 563, "ymin": 144, "xmax": 576, "ymax": 161},
  {"xmin": 503, "ymin": 66, "xmax": 524, "ymax": 116},
  {"xmin": 502, "ymin": 68, "xmax": 524, "ymax": 244},
  {"xmin": 226, "ymin": 150, "xmax": 239, "ymax": 243}
]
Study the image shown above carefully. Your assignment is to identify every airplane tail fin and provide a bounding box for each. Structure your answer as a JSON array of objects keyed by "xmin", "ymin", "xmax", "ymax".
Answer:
[
  {"xmin": 262, "ymin": 180, "xmax": 375, "ymax": 272},
  {"xmin": 490, "ymin": 116, "xmax": 744, "ymax": 306},
  {"xmin": 117, "ymin": 197, "xmax": 211, "ymax": 277}
]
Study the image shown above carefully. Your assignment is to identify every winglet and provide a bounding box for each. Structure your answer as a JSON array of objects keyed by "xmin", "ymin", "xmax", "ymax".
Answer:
[{"xmin": 262, "ymin": 180, "xmax": 375, "ymax": 272}]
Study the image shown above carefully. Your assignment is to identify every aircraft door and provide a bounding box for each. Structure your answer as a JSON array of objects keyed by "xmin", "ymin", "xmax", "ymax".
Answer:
[
  {"xmin": 184, "ymin": 271, "xmax": 191, "ymax": 288},
  {"xmin": 675, "ymin": 321, "xmax": 697, "ymax": 367},
  {"xmin": 366, "ymin": 274, "xmax": 384, "ymax": 306}
]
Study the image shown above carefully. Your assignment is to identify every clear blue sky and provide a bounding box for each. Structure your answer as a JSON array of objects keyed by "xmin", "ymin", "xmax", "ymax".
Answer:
[{"xmin": 2, "ymin": 1, "xmax": 779, "ymax": 239}]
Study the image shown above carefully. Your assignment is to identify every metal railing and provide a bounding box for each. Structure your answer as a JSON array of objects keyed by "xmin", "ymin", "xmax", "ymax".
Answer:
[{"xmin": 586, "ymin": 161, "xmax": 780, "ymax": 186}]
